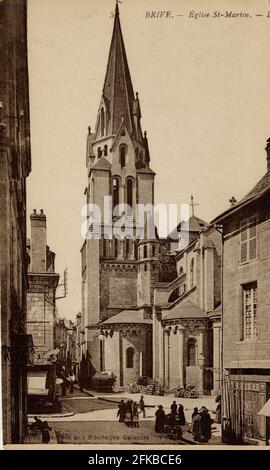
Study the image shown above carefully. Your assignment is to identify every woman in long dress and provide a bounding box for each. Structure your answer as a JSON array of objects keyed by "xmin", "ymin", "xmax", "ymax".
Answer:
[
  {"xmin": 155, "ymin": 405, "xmax": 166, "ymax": 433},
  {"xmin": 124, "ymin": 400, "xmax": 133, "ymax": 427},
  {"xmin": 132, "ymin": 402, "xmax": 140, "ymax": 428},
  {"xmin": 191, "ymin": 407, "xmax": 201, "ymax": 442},
  {"xmin": 178, "ymin": 403, "xmax": 186, "ymax": 426},
  {"xmin": 117, "ymin": 400, "xmax": 126, "ymax": 423},
  {"xmin": 200, "ymin": 407, "xmax": 212, "ymax": 442}
]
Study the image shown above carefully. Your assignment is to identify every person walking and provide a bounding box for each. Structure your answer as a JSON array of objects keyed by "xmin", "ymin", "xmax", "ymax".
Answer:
[
  {"xmin": 170, "ymin": 400, "xmax": 177, "ymax": 426},
  {"xmin": 178, "ymin": 403, "xmax": 186, "ymax": 426},
  {"xmin": 139, "ymin": 395, "xmax": 146, "ymax": 418},
  {"xmin": 41, "ymin": 421, "xmax": 52, "ymax": 444},
  {"xmin": 69, "ymin": 372, "xmax": 75, "ymax": 394},
  {"xmin": 117, "ymin": 400, "xmax": 126, "ymax": 423},
  {"xmin": 155, "ymin": 405, "xmax": 166, "ymax": 433},
  {"xmin": 132, "ymin": 402, "xmax": 140, "ymax": 428},
  {"xmin": 200, "ymin": 407, "xmax": 212, "ymax": 443},
  {"xmin": 124, "ymin": 400, "xmax": 133, "ymax": 427},
  {"xmin": 216, "ymin": 402, "xmax": 221, "ymax": 424},
  {"xmin": 191, "ymin": 407, "xmax": 201, "ymax": 442}
]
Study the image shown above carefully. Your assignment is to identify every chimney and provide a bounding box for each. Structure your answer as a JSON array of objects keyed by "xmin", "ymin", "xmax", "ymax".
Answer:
[
  {"xmin": 30, "ymin": 209, "xmax": 47, "ymax": 273},
  {"xmin": 266, "ymin": 138, "xmax": 270, "ymax": 171}
]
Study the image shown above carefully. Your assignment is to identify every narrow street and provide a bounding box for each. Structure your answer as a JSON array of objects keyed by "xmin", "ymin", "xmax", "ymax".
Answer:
[{"xmin": 28, "ymin": 388, "xmax": 222, "ymax": 445}]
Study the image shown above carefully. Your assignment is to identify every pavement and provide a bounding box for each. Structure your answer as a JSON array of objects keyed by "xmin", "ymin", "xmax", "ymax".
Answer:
[
  {"xmin": 26, "ymin": 389, "xmax": 221, "ymax": 445},
  {"xmin": 24, "ymin": 429, "xmax": 57, "ymax": 444}
]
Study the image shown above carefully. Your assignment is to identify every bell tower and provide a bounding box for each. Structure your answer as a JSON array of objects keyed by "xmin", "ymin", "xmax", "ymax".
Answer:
[{"xmin": 82, "ymin": 3, "xmax": 155, "ymax": 372}]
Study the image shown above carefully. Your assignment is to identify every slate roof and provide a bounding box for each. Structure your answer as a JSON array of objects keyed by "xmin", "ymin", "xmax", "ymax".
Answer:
[
  {"xmin": 92, "ymin": 157, "xmax": 111, "ymax": 171},
  {"xmin": 97, "ymin": 4, "xmax": 136, "ymax": 137},
  {"xmin": 102, "ymin": 309, "xmax": 152, "ymax": 325},
  {"xmin": 212, "ymin": 170, "xmax": 270, "ymax": 223},
  {"xmin": 163, "ymin": 300, "xmax": 207, "ymax": 320}
]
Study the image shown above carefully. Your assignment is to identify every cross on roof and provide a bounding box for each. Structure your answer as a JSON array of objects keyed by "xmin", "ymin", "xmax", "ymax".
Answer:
[{"xmin": 189, "ymin": 195, "xmax": 199, "ymax": 217}]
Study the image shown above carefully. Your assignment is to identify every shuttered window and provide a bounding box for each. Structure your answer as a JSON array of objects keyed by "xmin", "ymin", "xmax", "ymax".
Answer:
[{"xmin": 240, "ymin": 216, "xmax": 257, "ymax": 263}]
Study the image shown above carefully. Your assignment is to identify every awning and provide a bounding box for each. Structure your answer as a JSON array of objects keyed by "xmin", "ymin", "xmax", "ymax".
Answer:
[
  {"xmin": 258, "ymin": 399, "xmax": 270, "ymax": 417},
  {"xmin": 27, "ymin": 370, "xmax": 49, "ymax": 396}
]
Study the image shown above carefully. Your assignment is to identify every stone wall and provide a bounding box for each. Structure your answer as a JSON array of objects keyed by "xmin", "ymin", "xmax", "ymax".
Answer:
[
  {"xmin": 223, "ymin": 200, "xmax": 270, "ymax": 368},
  {"xmin": 100, "ymin": 263, "xmax": 137, "ymax": 321}
]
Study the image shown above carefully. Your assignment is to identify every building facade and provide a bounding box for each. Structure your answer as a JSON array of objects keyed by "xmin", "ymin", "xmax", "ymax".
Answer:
[
  {"xmin": 55, "ymin": 317, "xmax": 77, "ymax": 370},
  {"xmin": 213, "ymin": 140, "xmax": 270, "ymax": 445},
  {"xmin": 80, "ymin": 5, "xmax": 221, "ymax": 392},
  {"xmin": 81, "ymin": 4, "xmax": 156, "ymax": 388},
  {"xmin": 27, "ymin": 210, "xmax": 59, "ymax": 364},
  {"xmin": 154, "ymin": 219, "xmax": 222, "ymax": 395},
  {"xmin": 0, "ymin": 0, "xmax": 32, "ymax": 444}
]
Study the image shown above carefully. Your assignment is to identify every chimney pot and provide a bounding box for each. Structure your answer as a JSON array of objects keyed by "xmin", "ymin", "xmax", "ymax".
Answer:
[{"xmin": 40, "ymin": 209, "xmax": 44, "ymax": 215}]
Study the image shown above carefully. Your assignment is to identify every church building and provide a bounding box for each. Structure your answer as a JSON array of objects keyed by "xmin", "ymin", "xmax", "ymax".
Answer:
[
  {"xmin": 81, "ymin": 4, "xmax": 156, "ymax": 387},
  {"xmin": 153, "ymin": 218, "xmax": 222, "ymax": 395},
  {"xmin": 81, "ymin": 4, "xmax": 221, "ymax": 393}
]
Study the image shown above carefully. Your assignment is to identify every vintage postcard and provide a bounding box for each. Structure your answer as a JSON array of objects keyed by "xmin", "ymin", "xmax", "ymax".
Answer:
[{"xmin": 1, "ymin": 0, "xmax": 270, "ymax": 451}]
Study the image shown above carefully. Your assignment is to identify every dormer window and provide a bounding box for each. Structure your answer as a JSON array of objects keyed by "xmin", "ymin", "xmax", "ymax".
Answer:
[{"xmin": 120, "ymin": 146, "xmax": 126, "ymax": 168}]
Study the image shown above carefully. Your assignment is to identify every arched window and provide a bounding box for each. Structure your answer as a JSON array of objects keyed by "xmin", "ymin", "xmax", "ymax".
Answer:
[
  {"xmin": 144, "ymin": 245, "xmax": 147, "ymax": 259},
  {"xmin": 126, "ymin": 239, "xmax": 130, "ymax": 258},
  {"xmin": 144, "ymin": 263, "xmax": 147, "ymax": 272},
  {"xmin": 187, "ymin": 338, "xmax": 196, "ymax": 366},
  {"xmin": 179, "ymin": 266, "xmax": 184, "ymax": 276},
  {"xmin": 104, "ymin": 144, "xmax": 108, "ymax": 156},
  {"xmin": 120, "ymin": 146, "xmax": 126, "ymax": 168},
  {"xmin": 97, "ymin": 147, "xmax": 102, "ymax": 158},
  {"xmin": 114, "ymin": 239, "xmax": 118, "ymax": 258},
  {"xmin": 126, "ymin": 347, "xmax": 135, "ymax": 368},
  {"xmin": 190, "ymin": 258, "xmax": 194, "ymax": 288},
  {"xmin": 100, "ymin": 108, "xmax": 105, "ymax": 137},
  {"xmin": 126, "ymin": 178, "xmax": 133, "ymax": 208},
  {"xmin": 112, "ymin": 177, "xmax": 120, "ymax": 209}
]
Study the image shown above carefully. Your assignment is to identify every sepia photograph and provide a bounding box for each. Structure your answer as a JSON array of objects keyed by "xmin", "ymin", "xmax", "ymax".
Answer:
[{"xmin": 1, "ymin": 0, "xmax": 270, "ymax": 454}]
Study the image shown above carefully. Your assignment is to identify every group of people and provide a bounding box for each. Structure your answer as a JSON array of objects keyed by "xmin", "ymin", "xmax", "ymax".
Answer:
[
  {"xmin": 30, "ymin": 416, "xmax": 52, "ymax": 444},
  {"xmin": 117, "ymin": 395, "xmax": 146, "ymax": 428},
  {"xmin": 155, "ymin": 401, "xmax": 213, "ymax": 444},
  {"xmin": 154, "ymin": 401, "xmax": 186, "ymax": 433},
  {"xmin": 191, "ymin": 406, "xmax": 212, "ymax": 442},
  {"xmin": 59, "ymin": 367, "xmax": 76, "ymax": 397}
]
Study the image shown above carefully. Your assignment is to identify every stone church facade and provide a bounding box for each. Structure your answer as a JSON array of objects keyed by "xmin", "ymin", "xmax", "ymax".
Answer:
[
  {"xmin": 81, "ymin": 4, "xmax": 221, "ymax": 392},
  {"xmin": 81, "ymin": 4, "xmax": 155, "ymax": 387},
  {"xmin": 153, "ymin": 221, "xmax": 222, "ymax": 395}
]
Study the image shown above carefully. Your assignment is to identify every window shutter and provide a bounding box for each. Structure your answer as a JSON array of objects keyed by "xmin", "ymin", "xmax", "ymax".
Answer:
[{"xmin": 240, "ymin": 240, "xmax": 247, "ymax": 263}]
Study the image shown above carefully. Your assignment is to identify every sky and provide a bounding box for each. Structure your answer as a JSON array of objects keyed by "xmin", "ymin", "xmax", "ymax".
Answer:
[{"xmin": 27, "ymin": 0, "xmax": 270, "ymax": 320}]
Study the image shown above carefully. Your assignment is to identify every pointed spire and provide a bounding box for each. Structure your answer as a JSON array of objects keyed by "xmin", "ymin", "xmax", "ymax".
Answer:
[{"xmin": 95, "ymin": 1, "xmax": 139, "ymax": 138}]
